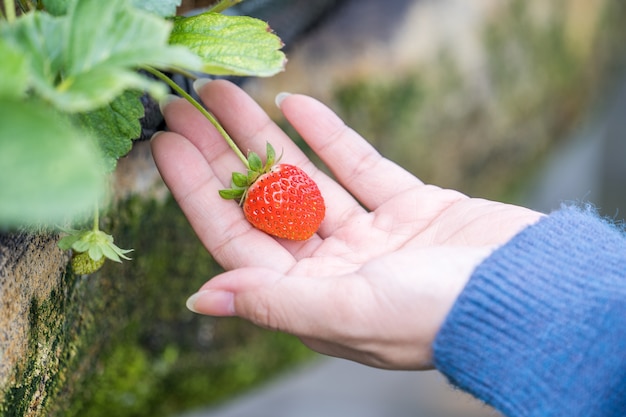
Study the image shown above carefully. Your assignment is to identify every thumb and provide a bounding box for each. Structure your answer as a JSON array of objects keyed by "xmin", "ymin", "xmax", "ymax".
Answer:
[{"xmin": 185, "ymin": 267, "xmax": 345, "ymax": 336}]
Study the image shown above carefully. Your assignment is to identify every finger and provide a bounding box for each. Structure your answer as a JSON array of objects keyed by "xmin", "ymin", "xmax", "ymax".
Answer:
[
  {"xmin": 186, "ymin": 266, "xmax": 371, "ymax": 339},
  {"xmin": 186, "ymin": 266, "xmax": 429, "ymax": 370},
  {"xmin": 195, "ymin": 81, "xmax": 370, "ymax": 238},
  {"xmin": 158, "ymin": 93, "xmax": 243, "ymax": 187},
  {"xmin": 185, "ymin": 79, "xmax": 312, "ymax": 189},
  {"xmin": 187, "ymin": 247, "xmax": 491, "ymax": 370},
  {"xmin": 196, "ymin": 80, "xmax": 308, "ymax": 169},
  {"xmin": 278, "ymin": 94, "xmax": 423, "ymax": 210},
  {"xmin": 157, "ymin": 90, "xmax": 326, "ymax": 259},
  {"xmin": 151, "ymin": 131, "xmax": 296, "ymax": 271}
]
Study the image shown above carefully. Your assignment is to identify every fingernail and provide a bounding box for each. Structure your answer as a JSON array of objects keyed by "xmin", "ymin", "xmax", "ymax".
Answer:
[
  {"xmin": 186, "ymin": 290, "xmax": 235, "ymax": 316},
  {"xmin": 150, "ymin": 131, "xmax": 164, "ymax": 142},
  {"xmin": 193, "ymin": 77, "xmax": 213, "ymax": 95},
  {"xmin": 275, "ymin": 92, "xmax": 291, "ymax": 108},
  {"xmin": 159, "ymin": 94, "xmax": 181, "ymax": 114}
]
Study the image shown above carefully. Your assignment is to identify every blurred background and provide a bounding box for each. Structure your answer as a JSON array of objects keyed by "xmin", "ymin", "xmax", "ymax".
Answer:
[{"xmin": 237, "ymin": 0, "xmax": 626, "ymax": 216}]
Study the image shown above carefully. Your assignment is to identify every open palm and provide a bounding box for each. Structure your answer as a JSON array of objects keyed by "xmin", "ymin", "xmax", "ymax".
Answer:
[{"xmin": 151, "ymin": 80, "xmax": 541, "ymax": 369}]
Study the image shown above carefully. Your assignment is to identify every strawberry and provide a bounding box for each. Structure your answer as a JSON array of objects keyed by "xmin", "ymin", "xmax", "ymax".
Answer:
[
  {"xmin": 243, "ymin": 164, "xmax": 325, "ymax": 240},
  {"xmin": 71, "ymin": 251, "xmax": 106, "ymax": 275},
  {"xmin": 219, "ymin": 143, "xmax": 325, "ymax": 240},
  {"xmin": 58, "ymin": 227, "xmax": 133, "ymax": 275}
]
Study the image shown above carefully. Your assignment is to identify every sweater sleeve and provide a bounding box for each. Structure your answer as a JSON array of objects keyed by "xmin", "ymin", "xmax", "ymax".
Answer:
[{"xmin": 433, "ymin": 205, "xmax": 626, "ymax": 417}]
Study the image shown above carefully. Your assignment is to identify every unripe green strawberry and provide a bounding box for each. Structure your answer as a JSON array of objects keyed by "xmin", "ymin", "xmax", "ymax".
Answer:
[
  {"xmin": 71, "ymin": 251, "xmax": 106, "ymax": 275},
  {"xmin": 220, "ymin": 143, "xmax": 325, "ymax": 240}
]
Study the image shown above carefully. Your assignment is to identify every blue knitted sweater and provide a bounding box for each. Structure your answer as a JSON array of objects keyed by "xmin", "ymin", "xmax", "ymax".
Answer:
[{"xmin": 434, "ymin": 206, "xmax": 626, "ymax": 416}]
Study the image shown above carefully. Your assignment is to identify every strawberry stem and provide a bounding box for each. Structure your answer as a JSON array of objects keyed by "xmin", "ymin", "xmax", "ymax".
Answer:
[
  {"xmin": 92, "ymin": 202, "xmax": 99, "ymax": 232},
  {"xmin": 144, "ymin": 66, "xmax": 249, "ymax": 169},
  {"xmin": 206, "ymin": 0, "xmax": 244, "ymax": 13}
]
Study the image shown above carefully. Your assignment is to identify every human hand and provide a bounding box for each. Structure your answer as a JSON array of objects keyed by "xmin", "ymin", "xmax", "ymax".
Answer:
[{"xmin": 151, "ymin": 80, "xmax": 542, "ymax": 370}]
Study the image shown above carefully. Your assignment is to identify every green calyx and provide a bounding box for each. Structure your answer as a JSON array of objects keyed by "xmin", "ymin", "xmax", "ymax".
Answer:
[
  {"xmin": 219, "ymin": 142, "xmax": 280, "ymax": 202},
  {"xmin": 58, "ymin": 228, "xmax": 133, "ymax": 266}
]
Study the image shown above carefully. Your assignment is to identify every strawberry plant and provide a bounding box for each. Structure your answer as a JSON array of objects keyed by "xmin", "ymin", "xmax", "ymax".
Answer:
[{"xmin": 0, "ymin": 0, "xmax": 288, "ymax": 273}]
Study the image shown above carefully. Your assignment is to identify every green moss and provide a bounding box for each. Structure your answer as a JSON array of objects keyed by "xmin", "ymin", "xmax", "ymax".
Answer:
[
  {"xmin": 62, "ymin": 196, "xmax": 312, "ymax": 417},
  {"xmin": 2, "ymin": 195, "xmax": 312, "ymax": 417},
  {"xmin": 1, "ymin": 300, "xmax": 50, "ymax": 417},
  {"xmin": 1, "ymin": 275, "xmax": 78, "ymax": 417}
]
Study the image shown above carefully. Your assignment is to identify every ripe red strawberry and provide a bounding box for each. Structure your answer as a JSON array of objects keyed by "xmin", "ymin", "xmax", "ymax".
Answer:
[
  {"xmin": 243, "ymin": 164, "xmax": 324, "ymax": 240},
  {"xmin": 219, "ymin": 143, "xmax": 325, "ymax": 240}
]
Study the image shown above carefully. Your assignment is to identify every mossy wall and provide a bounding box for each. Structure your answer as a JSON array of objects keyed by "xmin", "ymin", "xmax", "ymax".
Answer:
[
  {"xmin": 0, "ymin": 233, "xmax": 70, "ymax": 416},
  {"xmin": 0, "ymin": 143, "xmax": 311, "ymax": 417},
  {"xmin": 2, "ymin": 0, "xmax": 626, "ymax": 416}
]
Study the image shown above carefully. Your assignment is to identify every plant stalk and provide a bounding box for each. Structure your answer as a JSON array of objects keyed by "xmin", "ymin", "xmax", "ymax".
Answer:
[
  {"xmin": 143, "ymin": 66, "xmax": 249, "ymax": 169},
  {"xmin": 4, "ymin": 0, "xmax": 16, "ymax": 22},
  {"xmin": 92, "ymin": 202, "xmax": 99, "ymax": 232},
  {"xmin": 207, "ymin": 0, "xmax": 243, "ymax": 14},
  {"xmin": 15, "ymin": 0, "xmax": 30, "ymax": 13},
  {"xmin": 167, "ymin": 67, "xmax": 200, "ymax": 81}
]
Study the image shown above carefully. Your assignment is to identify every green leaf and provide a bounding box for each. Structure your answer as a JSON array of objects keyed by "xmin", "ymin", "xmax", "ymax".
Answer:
[
  {"xmin": 59, "ymin": 228, "xmax": 132, "ymax": 261},
  {"xmin": 53, "ymin": 67, "xmax": 166, "ymax": 113},
  {"xmin": 3, "ymin": 12, "xmax": 65, "ymax": 94},
  {"xmin": 4, "ymin": 0, "xmax": 201, "ymax": 113},
  {"xmin": 248, "ymin": 151, "xmax": 263, "ymax": 172},
  {"xmin": 232, "ymin": 172, "xmax": 249, "ymax": 188},
  {"xmin": 66, "ymin": 0, "xmax": 200, "ymax": 72},
  {"xmin": 130, "ymin": 0, "xmax": 181, "ymax": 17},
  {"xmin": 61, "ymin": 0, "xmax": 200, "ymax": 110},
  {"xmin": 88, "ymin": 244, "xmax": 104, "ymax": 261},
  {"xmin": 169, "ymin": 12, "xmax": 286, "ymax": 77},
  {"xmin": 218, "ymin": 189, "xmax": 244, "ymax": 200},
  {"xmin": 0, "ymin": 99, "xmax": 105, "ymax": 228},
  {"xmin": 57, "ymin": 232, "xmax": 81, "ymax": 250},
  {"xmin": 41, "ymin": 0, "xmax": 71, "ymax": 16},
  {"xmin": 73, "ymin": 90, "xmax": 144, "ymax": 172},
  {"xmin": 0, "ymin": 38, "xmax": 29, "ymax": 99},
  {"xmin": 100, "ymin": 239, "xmax": 133, "ymax": 262},
  {"xmin": 247, "ymin": 170, "xmax": 260, "ymax": 184},
  {"xmin": 71, "ymin": 238, "xmax": 92, "ymax": 253},
  {"xmin": 265, "ymin": 142, "xmax": 276, "ymax": 168}
]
